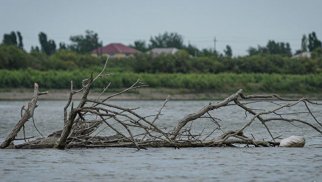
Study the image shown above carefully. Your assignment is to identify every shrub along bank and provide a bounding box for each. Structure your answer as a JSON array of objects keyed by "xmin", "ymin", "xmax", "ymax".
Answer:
[{"xmin": 0, "ymin": 69, "xmax": 321, "ymax": 93}]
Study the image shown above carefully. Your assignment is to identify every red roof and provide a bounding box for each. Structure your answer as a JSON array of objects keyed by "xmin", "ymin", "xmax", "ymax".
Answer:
[{"xmin": 93, "ymin": 43, "xmax": 138, "ymax": 55}]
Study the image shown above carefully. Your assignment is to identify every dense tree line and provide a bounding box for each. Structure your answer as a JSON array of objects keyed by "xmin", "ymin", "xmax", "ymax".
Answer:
[
  {"xmin": 130, "ymin": 31, "xmax": 322, "ymax": 57},
  {"xmin": 248, "ymin": 40, "xmax": 292, "ymax": 56},
  {"xmin": 129, "ymin": 32, "xmax": 218, "ymax": 57},
  {"xmin": 0, "ymin": 45, "xmax": 103, "ymax": 70},
  {"xmin": 131, "ymin": 51, "xmax": 321, "ymax": 74},
  {"xmin": 0, "ymin": 30, "xmax": 321, "ymax": 74},
  {"xmin": 2, "ymin": 30, "xmax": 321, "ymax": 57},
  {"xmin": 3, "ymin": 30, "xmax": 103, "ymax": 56},
  {"xmin": 0, "ymin": 43, "xmax": 321, "ymax": 74}
]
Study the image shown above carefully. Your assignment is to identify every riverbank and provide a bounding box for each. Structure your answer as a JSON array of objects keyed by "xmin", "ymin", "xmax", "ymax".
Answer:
[
  {"xmin": 1, "ymin": 70, "xmax": 322, "ymax": 93},
  {"xmin": 1, "ymin": 88, "xmax": 321, "ymax": 100}
]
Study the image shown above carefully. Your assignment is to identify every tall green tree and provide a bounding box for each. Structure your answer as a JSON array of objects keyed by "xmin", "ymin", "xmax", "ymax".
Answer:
[
  {"xmin": 248, "ymin": 40, "xmax": 291, "ymax": 56},
  {"xmin": 184, "ymin": 43, "xmax": 200, "ymax": 56},
  {"xmin": 301, "ymin": 34, "xmax": 308, "ymax": 52},
  {"xmin": 200, "ymin": 48, "xmax": 218, "ymax": 57},
  {"xmin": 2, "ymin": 31, "xmax": 24, "ymax": 50},
  {"xmin": 38, "ymin": 32, "xmax": 56, "ymax": 55},
  {"xmin": 308, "ymin": 32, "xmax": 322, "ymax": 52},
  {"xmin": 30, "ymin": 46, "xmax": 40, "ymax": 53},
  {"xmin": 59, "ymin": 42, "xmax": 67, "ymax": 50},
  {"xmin": 69, "ymin": 30, "xmax": 102, "ymax": 53},
  {"xmin": 130, "ymin": 40, "xmax": 147, "ymax": 52},
  {"xmin": 149, "ymin": 32, "xmax": 184, "ymax": 49},
  {"xmin": 16, "ymin": 31, "xmax": 23, "ymax": 49},
  {"xmin": 247, "ymin": 46, "xmax": 262, "ymax": 56},
  {"xmin": 266, "ymin": 40, "xmax": 291, "ymax": 56},
  {"xmin": 2, "ymin": 31, "xmax": 17, "ymax": 46},
  {"xmin": 224, "ymin": 45, "xmax": 233, "ymax": 57}
]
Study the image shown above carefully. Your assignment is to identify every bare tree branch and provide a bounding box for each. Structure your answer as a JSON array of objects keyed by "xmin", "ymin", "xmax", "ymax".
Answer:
[{"xmin": 0, "ymin": 83, "xmax": 47, "ymax": 148}]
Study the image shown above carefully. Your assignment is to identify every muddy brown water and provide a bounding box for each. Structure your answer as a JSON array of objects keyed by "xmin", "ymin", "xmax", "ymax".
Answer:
[{"xmin": 1, "ymin": 100, "xmax": 322, "ymax": 181}]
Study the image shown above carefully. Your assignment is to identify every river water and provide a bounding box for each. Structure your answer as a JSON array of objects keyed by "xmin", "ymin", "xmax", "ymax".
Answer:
[{"xmin": 1, "ymin": 100, "xmax": 322, "ymax": 181}]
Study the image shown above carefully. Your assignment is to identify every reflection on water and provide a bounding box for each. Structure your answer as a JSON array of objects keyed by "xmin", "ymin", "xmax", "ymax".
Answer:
[{"xmin": 0, "ymin": 100, "xmax": 322, "ymax": 181}]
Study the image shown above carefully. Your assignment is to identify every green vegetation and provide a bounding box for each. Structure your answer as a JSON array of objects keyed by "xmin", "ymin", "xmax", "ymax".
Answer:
[
  {"xmin": 0, "ymin": 45, "xmax": 104, "ymax": 70},
  {"xmin": 1, "ymin": 44, "xmax": 321, "ymax": 74},
  {"xmin": 0, "ymin": 30, "xmax": 322, "ymax": 94},
  {"xmin": 2, "ymin": 31, "xmax": 24, "ymax": 49},
  {"xmin": 0, "ymin": 69, "xmax": 321, "ymax": 93},
  {"xmin": 130, "ymin": 53, "xmax": 321, "ymax": 74},
  {"xmin": 69, "ymin": 30, "xmax": 102, "ymax": 53},
  {"xmin": 38, "ymin": 32, "xmax": 57, "ymax": 55}
]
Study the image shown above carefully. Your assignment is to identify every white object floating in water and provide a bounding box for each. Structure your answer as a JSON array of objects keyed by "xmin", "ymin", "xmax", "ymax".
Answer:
[{"xmin": 279, "ymin": 136, "xmax": 305, "ymax": 147}]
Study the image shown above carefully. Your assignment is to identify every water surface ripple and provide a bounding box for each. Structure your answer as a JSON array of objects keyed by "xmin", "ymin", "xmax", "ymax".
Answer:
[{"xmin": 1, "ymin": 100, "xmax": 321, "ymax": 181}]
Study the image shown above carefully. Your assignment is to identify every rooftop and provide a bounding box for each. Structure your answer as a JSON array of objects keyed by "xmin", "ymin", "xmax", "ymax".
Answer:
[{"xmin": 93, "ymin": 43, "xmax": 139, "ymax": 55}]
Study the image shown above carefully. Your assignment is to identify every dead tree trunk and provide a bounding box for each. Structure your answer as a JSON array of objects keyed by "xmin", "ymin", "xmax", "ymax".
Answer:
[
  {"xmin": 55, "ymin": 75, "xmax": 93, "ymax": 149},
  {"xmin": 0, "ymin": 83, "xmax": 47, "ymax": 149}
]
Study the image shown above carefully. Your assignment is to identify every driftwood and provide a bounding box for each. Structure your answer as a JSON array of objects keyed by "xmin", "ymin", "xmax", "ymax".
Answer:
[
  {"xmin": 0, "ymin": 83, "xmax": 48, "ymax": 149},
  {"xmin": 1, "ymin": 59, "xmax": 322, "ymax": 149}
]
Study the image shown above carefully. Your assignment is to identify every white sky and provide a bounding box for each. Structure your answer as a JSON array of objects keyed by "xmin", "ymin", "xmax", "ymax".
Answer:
[{"xmin": 0, "ymin": 0, "xmax": 321, "ymax": 55}]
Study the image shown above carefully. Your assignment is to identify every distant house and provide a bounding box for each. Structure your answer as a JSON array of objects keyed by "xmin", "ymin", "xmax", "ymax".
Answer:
[
  {"xmin": 92, "ymin": 43, "xmax": 139, "ymax": 58},
  {"xmin": 292, "ymin": 51, "xmax": 311, "ymax": 59},
  {"xmin": 149, "ymin": 48, "xmax": 179, "ymax": 56}
]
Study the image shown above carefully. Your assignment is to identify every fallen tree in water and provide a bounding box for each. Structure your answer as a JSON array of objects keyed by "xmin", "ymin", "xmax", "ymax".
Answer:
[{"xmin": 1, "ymin": 60, "xmax": 322, "ymax": 149}]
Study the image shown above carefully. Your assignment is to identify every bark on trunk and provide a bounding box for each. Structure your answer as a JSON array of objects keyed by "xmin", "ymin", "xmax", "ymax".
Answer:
[{"xmin": 0, "ymin": 83, "xmax": 46, "ymax": 149}]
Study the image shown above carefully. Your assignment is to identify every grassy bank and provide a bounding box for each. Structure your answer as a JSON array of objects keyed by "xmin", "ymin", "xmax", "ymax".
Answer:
[{"xmin": 0, "ymin": 69, "xmax": 321, "ymax": 94}]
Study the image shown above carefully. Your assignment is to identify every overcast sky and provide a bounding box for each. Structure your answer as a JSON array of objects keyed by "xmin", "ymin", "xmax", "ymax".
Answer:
[{"xmin": 1, "ymin": 0, "xmax": 321, "ymax": 55}]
